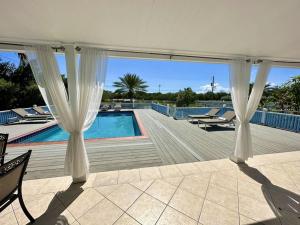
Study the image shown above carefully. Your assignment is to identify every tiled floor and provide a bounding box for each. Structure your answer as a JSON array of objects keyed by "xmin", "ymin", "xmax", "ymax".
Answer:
[{"xmin": 1, "ymin": 151, "xmax": 300, "ymax": 225}]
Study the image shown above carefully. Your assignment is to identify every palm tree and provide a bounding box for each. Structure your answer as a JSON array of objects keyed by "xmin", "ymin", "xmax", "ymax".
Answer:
[{"xmin": 113, "ymin": 73, "xmax": 148, "ymax": 100}]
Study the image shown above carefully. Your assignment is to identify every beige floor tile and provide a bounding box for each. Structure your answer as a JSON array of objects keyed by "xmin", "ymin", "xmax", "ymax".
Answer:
[
  {"xmin": 189, "ymin": 172, "xmax": 212, "ymax": 180},
  {"xmin": 81, "ymin": 173, "xmax": 97, "ymax": 188},
  {"xmin": 130, "ymin": 180, "xmax": 154, "ymax": 191},
  {"xmin": 38, "ymin": 176, "xmax": 72, "ymax": 194},
  {"xmin": 239, "ymin": 195, "xmax": 281, "ymax": 225},
  {"xmin": 14, "ymin": 193, "xmax": 75, "ymax": 225},
  {"xmin": 193, "ymin": 161, "xmax": 218, "ymax": 173},
  {"xmin": 93, "ymin": 171, "xmax": 119, "ymax": 186},
  {"xmin": 247, "ymin": 154, "xmax": 278, "ymax": 167},
  {"xmin": 127, "ymin": 193, "xmax": 166, "ymax": 225},
  {"xmin": 162, "ymin": 177, "xmax": 183, "ymax": 187},
  {"xmin": 159, "ymin": 165, "xmax": 182, "ymax": 178},
  {"xmin": 279, "ymin": 210, "xmax": 300, "ymax": 225},
  {"xmin": 13, "ymin": 193, "xmax": 61, "ymax": 211},
  {"xmin": 199, "ymin": 200, "xmax": 239, "ymax": 225},
  {"xmin": 78, "ymin": 198, "xmax": 123, "ymax": 225},
  {"xmin": 71, "ymin": 221, "xmax": 80, "ymax": 225},
  {"xmin": 239, "ymin": 215, "xmax": 264, "ymax": 225},
  {"xmin": 238, "ymin": 179, "xmax": 270, "ymax": 203},
  {"xmin": 114, "ymin": 213, "xmax": 141, "ymax": 225},
  {"xmin": 95, "ymin": 184, "xmax": 120, "ymax": 197},
  {"xmin": 210, "ymin": 171, "xmax": 237, "ymax": 192},
  {"xmin": 238, "ymin": 167, "xmax": 265, "ymax": 185},
  {"xmin": 219, "ymin": 168, "xmax": 238, "ymax": 177},
  {"xmin": 268, "ymin": 187, "xmax": 300, "ymax": 215},
  {"xmin": 179, "ymin": 175, "xmax": 210, "ymax": 198},
  {"xmin": 264, "ymin": 153, "xmax": 300, "ymax": 164},
  {"xmin": 282, "ymin": 162, "xmax": 300, "ymax": 185},
  {"xmin": 54, "ymin": 183, "xmax": 86, "ymax": 207},
  {"xmin": 0, "ymin": 205, "xmax": 13, "ymax": 217},
  {"xmin": 210, "ymin": 158, "xmax": 238, "ymax": 171},
  {"xmin": 282, "ymin": 161, "xmax": 300, "ymax": 174},
  {"xmin": 206, "ymin": 184, "xmax": 238, "ymax": 211},
  {"xmin": 118, "ymin": 169, "xmax": 140, "ymax": 184},
  {"xmin": 169, "ymin": 188, "xmax": 204, "ymax": 220},
  {"xmin": 288, "ymin": 173, "xmax": 300, "ymax": 186},
  {"xmin": 176, "ymin": 163, "xmax": 200, "ymax": 175},
  {"xmin": 140, "ymin": 167, "xmax": 161, "ymax": 180},
  {"xmin": 259, "ymin": 166, "xmax": 296, "ymax": 188},
  {"xmin": 22, "ymin": 178, "xmax": 49, "ymax": 195},
  {"xmin": 107, "ymin": 184, "xmax": 142, "ymax": 210},
  {"xmin": 145, "ymin": 179, "xmax": 177, "ymax": 204},
  {"xmin": 0, "ymin": 212, "xmax": 18, "ymax": 225},
  {"xmin": 156, "ymin": 206, "xmax": 198, "ymax": 225},
  {"xmin": 63, "ymin": 188, "xmax": 104, "ymax": 219}
]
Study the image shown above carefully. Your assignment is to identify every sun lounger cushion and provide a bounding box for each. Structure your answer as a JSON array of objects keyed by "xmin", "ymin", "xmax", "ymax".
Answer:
[{"xmin": 198, "ymin": 118, "xmax": 230, "ymax": 124}]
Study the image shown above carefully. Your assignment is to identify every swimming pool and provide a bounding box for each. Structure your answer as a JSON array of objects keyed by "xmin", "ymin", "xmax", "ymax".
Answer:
[{"xmin": 12, "ymin": 111, "xmax": 142, "ymax": 143}]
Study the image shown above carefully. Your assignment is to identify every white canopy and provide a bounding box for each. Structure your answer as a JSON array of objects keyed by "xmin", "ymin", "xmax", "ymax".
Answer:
[{"xmin": 1, "ymin": 0, "xmax": 300, "ymax": 62}]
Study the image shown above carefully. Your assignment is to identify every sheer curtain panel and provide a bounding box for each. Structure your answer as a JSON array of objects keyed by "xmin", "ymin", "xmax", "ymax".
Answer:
[
  {"xmin": 229, "ymin": 60, "xmax": 271, "ymax": 162},
  {"xmin": 26, "ymin": 45, "xmax": 107, "ymax": 182}
]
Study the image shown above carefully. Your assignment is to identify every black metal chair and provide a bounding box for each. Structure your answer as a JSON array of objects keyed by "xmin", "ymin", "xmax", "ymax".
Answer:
[
  {"xmin": 0, "ymin": 150, "xmax": 35, "ymax": 223},
  {"xmin": 0, "ymin": 133, "xmax": 9, "ymax": 166}
]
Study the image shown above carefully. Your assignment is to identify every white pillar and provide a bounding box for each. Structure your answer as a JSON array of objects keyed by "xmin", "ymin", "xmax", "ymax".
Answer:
[
  {"xmin": 167, "ymin": 104, "xmax": 170, "ymax": 116},
  {"xmin": 261, "ymin": 108, "xmax": 268, "ymax": 124}
]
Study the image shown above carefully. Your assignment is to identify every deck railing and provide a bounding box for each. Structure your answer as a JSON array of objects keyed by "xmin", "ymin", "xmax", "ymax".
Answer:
[
  {"xmin": 0, "ymin": 104, "xmax": 152, "ymax": 125},
  {"xmin": 151, "ymin": 103, "xmax": 300, "ymax": 133},
  {"xmin": 150, "ymin": 103, "xmax": 169, "ymax": 115},
  {"xmin": 119, "ymin": 103, "xmax": 152, "ymax": 109}
]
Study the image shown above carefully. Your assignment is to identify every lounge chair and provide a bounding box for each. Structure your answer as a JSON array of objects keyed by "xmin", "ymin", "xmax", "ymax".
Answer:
[
  {"xmin": 187, "ymin": 108, "xmax": 220, "ymax": 122},
  {"xmin": 114, "ymin": 103, "xmax": 122, "ymax": 111},
  {"xmin": 100, "ymin": 104, "xmax": 109, "ymax": 111},
  {"xmin": 33, "ymin": 106, "xmax": 52, "ymax": 115},
  {"xmin": 0, "ymin": 150, "xmax": 35, "ymax": 223},
  {"xmin": 0, "ymin": 133, "xmax": 8, "ymax": 166},
  {"xmin": 198, "ymin": 111, "xmax": 236, "ymax": 130},
  {"xmin": 12, "ymin": 108, "xmax": 52, "ymax": 120}
]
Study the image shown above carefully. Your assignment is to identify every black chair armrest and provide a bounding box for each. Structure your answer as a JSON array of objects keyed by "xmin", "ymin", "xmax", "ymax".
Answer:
[{"xmin": 0, "ymin": 153, "xmax": 7, "ymax": 158}]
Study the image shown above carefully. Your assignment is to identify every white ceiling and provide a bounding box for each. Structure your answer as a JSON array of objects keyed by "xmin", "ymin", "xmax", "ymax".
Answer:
[{"xmin": 1, "ymin": 0, "xmax": 300, "ymax": 61}]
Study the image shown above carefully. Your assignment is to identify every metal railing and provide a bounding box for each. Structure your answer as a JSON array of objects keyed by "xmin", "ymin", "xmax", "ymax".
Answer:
[
  {"xmin": 151, "ymin": 103, "xmax": 300, "ymax": 133},
  {"xmin": 0, "ymin": 103, "xmax": 152, "ymax": 125}
]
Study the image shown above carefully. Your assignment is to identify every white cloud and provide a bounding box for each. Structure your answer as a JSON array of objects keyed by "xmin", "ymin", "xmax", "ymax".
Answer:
[
  {"xmin": 197, "ymin": 83, "xmax": 229, "ymax": 93},
  {"xmin": 267, "ymin": 82, "xmax": 277, "ymax": 87}
]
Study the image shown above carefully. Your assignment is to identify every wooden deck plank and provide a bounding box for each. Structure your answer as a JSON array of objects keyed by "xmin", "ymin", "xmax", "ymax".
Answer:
[{"xmin": 4, "ymin": 109, "xmax": 300, "ymax": 180}]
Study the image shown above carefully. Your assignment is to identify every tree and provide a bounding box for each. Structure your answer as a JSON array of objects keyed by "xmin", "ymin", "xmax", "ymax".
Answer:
[
  {"xmin": 249, "ymin": 83, "xmax": 273, "ymax": 107},
  {"xmin": 0, "ymin": 55, "xmax": 67, "ymax": 110},
  {"xmin": 0, "ymin": 78, "xmax": 17, "ymax": 110},
  {"xmin": 113, "ymin": 73, "xmax": 148, "ymax": 100},
  {"xmin": 176, "ymin": 87, "xmax": 196, "ymax": 107},
  {"xmin": 286, "ymin": 76, "xmax": 300, "ymax": 111},
  {"xmin": 268, "ymin": 86, "xmax": 290, "ymax": 111}
]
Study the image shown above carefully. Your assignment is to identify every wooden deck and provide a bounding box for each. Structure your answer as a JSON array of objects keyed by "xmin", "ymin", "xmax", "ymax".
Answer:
[{"xmin": 5, "ymin": 109, "xmax": 300, "ymax": 180}]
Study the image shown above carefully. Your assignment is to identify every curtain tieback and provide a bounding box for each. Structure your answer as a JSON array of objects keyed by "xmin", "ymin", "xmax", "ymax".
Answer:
[
  {"xmin": 237, "ymin": 120, "xmax": 250, "ymax": 126},
  {"xmin": 71, "ymin": 130, "xmax": 83, "ymax": 135}
]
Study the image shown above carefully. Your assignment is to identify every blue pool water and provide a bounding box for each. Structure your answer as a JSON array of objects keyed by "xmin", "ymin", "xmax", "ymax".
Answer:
[{"xmin": 19, "ymin": 111, "xmax": 142, "ymax": 143}]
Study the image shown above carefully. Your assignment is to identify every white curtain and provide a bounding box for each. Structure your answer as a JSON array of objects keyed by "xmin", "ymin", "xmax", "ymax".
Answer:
[
  {"xmin": 230, "ymin": 60, "xmax": 271, "ymax": 161},
  {"xmin": 26, "ymin": 45, "xmax": 107, "ymax": 182}
]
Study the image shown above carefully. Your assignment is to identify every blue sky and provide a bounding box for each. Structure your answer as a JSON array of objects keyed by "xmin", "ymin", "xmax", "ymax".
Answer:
[{"xmin": 1, "ymin": 51, "xmax": 300, "ymax": 93}]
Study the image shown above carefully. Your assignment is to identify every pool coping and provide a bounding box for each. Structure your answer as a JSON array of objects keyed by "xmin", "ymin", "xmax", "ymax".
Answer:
[{"xmin": 7, "ymin": 110, "xmax": 148, "ymax": 147}]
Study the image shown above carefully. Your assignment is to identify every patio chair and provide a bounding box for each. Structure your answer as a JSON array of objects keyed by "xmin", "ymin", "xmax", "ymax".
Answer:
[
  {"xmin": 100, "ymin": 104, "xmax": 109, "ymax": 111},
  {"xmin": 0, "ymin": 150, "xmax": 35, "ymax": 223},
  {"xmin": 12, "ymin": 108, "xmax": 52, "ymax": 120},
  {"xmin": 0, "ymin": 133, "xmax": 8, "ymax": 166},
  {"xmin": 198, "ymin": 110, "xmax": 236, "ymax": 130},
  {"xmin": 33, "ymin": 106, "xmax": 52, "ymax": 116},
  {"xmin": 187, "ymin": 108, "xmax": 220, "ymax": 122},
  {"xmin": 114, "ymin": 103, "xmax": 122, "ymax": 111}
]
